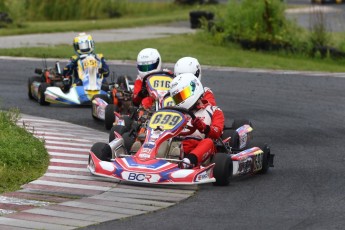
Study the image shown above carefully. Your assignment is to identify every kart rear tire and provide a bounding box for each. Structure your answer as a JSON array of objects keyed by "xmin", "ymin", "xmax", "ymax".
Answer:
[
  {"xmin": 38, "ymin": 83, "xmax": 50, "ymax": 106},
  {"xmin": 105, "ymin": 104, "xmax": 119, "ymax": 130},
  {"xmin": 90, "ymin": 142, "xmax": 112, "ymax": 161},
  {"xmin": 28, "ymin": 76, "xmax": 41, "ymax": 99},
  {"xmin": 222, "ymin": 129, "xmax": 240, "ymax": 150},
  {"xmin": 91, "ymin": 94, "xmax": 109, "ymax": 120},
  {"xmin": 212, "ymin": 152, "xmax": 233, "ymax": 186},
  {"xmin": 232, "ymin": 119, "xmax": 252, "ymax": 130},
  {"xmin": 109, "ymin": 125, "xmax": 127, "ymax": 142},
  {"xmin": 122, "ymin": 132, "xmax": 136, "ymax": 153},
  {"xmin": 250, "ymin": 142, "xmax": 271, "ymax": 174}
]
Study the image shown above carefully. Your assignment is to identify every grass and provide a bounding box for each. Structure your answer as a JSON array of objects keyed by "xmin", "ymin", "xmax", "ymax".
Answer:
[
  {"xmin": 0, "ymin": 109, "xmax": 49, "ymax": 193},
  {"xmin": 0, "ymin": 3, "xmax": 220, "ymax": 36},
  {"xmin": 1, "ymin": 33, "xmax": 345, "ymax": 72}
]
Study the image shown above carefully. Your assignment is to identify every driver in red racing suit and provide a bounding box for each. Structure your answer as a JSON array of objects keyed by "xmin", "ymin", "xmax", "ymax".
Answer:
[
  {"xmin": 133, "ymin": 48, "xmax": 172, "ymax": 109},
  {"xmin": 169, "ymin": 73, "xmax": 224, "ymax": 168}
]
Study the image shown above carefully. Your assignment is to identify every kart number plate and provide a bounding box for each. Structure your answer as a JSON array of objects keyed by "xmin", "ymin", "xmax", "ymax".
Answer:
[
  {"xmin": 147, "ymin": 75, "xmax": 172, "ymax": 91},
  {"xmin": 149, "ymin": 111, "xmax": 183, "ymax": 130},
  {"xmin": 162, "ymin": 96, "xmax": 175, "ymax": 107},
  {"xmin": 83, "ymin": 59, "xmax": 98, "ymax": 68}
]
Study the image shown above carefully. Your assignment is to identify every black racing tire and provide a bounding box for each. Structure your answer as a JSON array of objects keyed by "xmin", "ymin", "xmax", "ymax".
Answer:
[
  {"xmin": 109, "ymin": 125, "xmax": 127, "ymax": 142},
  {"xmin": 90, "ymin": 142, "xmax": 112, "ymax": 161},
  {"xmin": 232, "ymin": 119, "xmax": 252, "ymax": 130},
  {"xmin": 38, "ymin": 83, "xmax": 50, "ymax": 106},
  {"xmin": 91, "ymin": 94, "xmax": 110, "ymax": 120},
  {"xmin": 122, "ymin": 132, "xmax": 136, "ymax": 153},
  {"xmin": 212, "ymin": 152, "xmax": 233, "ymax": 186},
  {"xmin": 222, "ymin": 129, "xmax": 240, "ymax": 149},
  {"xmin": 28, "ymin": 76, "xmax": 41, "ymax": 99},
  {"xmin": 105, "ymin": 104, "xmax": 119, "ymax": 130}
]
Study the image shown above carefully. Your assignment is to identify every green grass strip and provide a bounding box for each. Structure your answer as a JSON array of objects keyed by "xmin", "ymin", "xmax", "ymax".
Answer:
[{"xmin": 0, "ymin": 109, "xmax": 49, "ymax": 193}]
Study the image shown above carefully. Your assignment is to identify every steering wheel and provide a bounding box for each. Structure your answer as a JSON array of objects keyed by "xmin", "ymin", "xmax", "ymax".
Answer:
[{"xmin": 161, "ymin": 106, "xmax": 197, "ymax": 136}]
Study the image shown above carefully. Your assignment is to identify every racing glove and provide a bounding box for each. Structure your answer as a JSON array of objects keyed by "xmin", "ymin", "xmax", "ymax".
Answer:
[
  {"xmin": 63, "ymin": 77, "xmax": 70, "ymax": 85},
  {"xmin": 138, "ymin": 87, "xmax": 148, "ymax": 98},
  {"xmin": 192, "ymin": 117, "xmax": 210, "ymax": 134}
]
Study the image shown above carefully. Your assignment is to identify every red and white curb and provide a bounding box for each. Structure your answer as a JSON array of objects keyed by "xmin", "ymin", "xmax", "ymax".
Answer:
[{"xmin": 0, "ymin": 114, "xmax": 196, "ymax": 230}]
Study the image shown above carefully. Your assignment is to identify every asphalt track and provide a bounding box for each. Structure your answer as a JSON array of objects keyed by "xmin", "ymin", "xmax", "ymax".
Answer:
[
  {"xmin": 1, "ymin": 58, "xmax": 345, "ymax": 230},
  {"xmin": 0, "ymin": 2, "xmax": 345, "ymax": 229}
]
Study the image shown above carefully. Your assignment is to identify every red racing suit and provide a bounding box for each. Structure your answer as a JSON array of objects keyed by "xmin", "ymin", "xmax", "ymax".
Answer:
[
  {"xmin": 203, "ymin": 87, "xmax": 216, "ymax": 106},
  {"xmin": 182, "ymin": 99, "xmax": 224, "ymax": 166},
  {"xmin": 132, "ymin": 76, "xmax": 154, "ymax": 109}
]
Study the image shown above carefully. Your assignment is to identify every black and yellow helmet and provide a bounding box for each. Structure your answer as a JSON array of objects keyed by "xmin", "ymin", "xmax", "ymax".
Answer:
[{"xmin": 73, "ymin": 33, "xmax": 95, "ymax": 55}]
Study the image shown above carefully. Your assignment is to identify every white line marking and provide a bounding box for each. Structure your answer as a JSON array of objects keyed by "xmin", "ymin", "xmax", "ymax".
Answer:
[
  {"xmin": 50, "ymin": 152, "xmax": 89, "ymax": 158},
  {"xmin": 45, "ymin": 140, "xmax": 92, "ymax": 147},
  {"xmin": 30, "ymin": 180, "xmax": 111, "ymax": 191},
  {"xmin": 48, "ymin": 166, "xmax": 88, "ymax": 172},
  {"xmin": 50, "ymin": 159, "xmax": 86, "ymax": 165}
]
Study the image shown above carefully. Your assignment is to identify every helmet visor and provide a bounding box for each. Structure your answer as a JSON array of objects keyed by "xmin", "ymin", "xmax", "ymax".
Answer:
[
  {"xmin": 172, "ymin": 85, "xmax": 193, "ymax": 105},
  {"xmin": 137, "ymin": 59, "xmax": 159, "ymax": 72},
  {"xmin": 79, "ymin": 41, "xmax": 91, "ymax": 52}
]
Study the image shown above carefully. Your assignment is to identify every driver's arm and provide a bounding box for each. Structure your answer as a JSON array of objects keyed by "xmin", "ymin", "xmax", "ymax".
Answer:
[
  {"xmin": 100, "ymin": 58, "xmax": 110, "ymax": 78},
  {"xmin": 133, "ymin": 77, "xmax": 144, "ymax": 106},
  {"xmin": 205, "ymin": 107, "xmax": 224, "ymax": 139}
]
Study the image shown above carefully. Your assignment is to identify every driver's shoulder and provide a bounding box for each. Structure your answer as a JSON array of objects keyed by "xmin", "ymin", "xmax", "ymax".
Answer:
[{"xmin": 95, "ymin": 53, "xmax": 104, "ymax": 59}]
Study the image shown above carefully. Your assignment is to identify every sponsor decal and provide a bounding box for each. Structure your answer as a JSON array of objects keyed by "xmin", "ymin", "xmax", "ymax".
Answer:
[
  {"xmin": 196, "ymin": 171, "xmax": 209, "ymax": 181},
  {"xmin": 122, "ymin": 172, "xmax": 160, "ymax": 183},
  {"xmin": 138, "ymin": 152, "xmax": 150, "ymax": 158}
]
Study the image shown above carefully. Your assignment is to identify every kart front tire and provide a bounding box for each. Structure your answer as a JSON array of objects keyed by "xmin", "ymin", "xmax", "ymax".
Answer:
[
  {"xmin": 212, "ymin": 152, "xmax": 233, "ymax": 186},
  {"xmin": 38, "ymin": 83, "xmax": 50, "ymax": 106},
  {"xmin": 90, "ymin": 142, "xmax": 112, "ymax": 161},
  {"xmin": 109, "ymin": 125, "xmax": 127, "ymax": 142},
  {"xmin": 122, "ymin": 132, "xmax": 136, "ymax": 154},
  {"xmin": 28, "ymin": 76, "xmax": 41, "ymax": 100},
  {"xmin": 105, "ymin": 104, "xmax": 118, "ymax": 130}
]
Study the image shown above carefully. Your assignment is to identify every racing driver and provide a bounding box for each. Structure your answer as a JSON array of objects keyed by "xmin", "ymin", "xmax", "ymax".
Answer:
[
  {"xmin": 133, "ymin": 48, "xmax": 173, "ymax": 109},
  {"xmin": 169, "ymin": 73, "xmax": 224, "ymax": 169},
  {"xmin": 62, "ymin": 33, "xmax": 110, "ymax": 91},
  {"xmin": 174, "ymin": 56, "xmax": 216, "ymax": 106}
]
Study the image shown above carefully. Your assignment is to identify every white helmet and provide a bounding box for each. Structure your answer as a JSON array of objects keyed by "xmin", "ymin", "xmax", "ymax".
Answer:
[
  {"xmin": 137, "ymin": 48, "xmax": 162, "ymax": 79},
  {"xmin": 174, "ymin": 57, "xmax": 202, "ymax": 81},
  {"xmin": 169, "ymin": 73, "xmax": 204, "ymax": 110}
]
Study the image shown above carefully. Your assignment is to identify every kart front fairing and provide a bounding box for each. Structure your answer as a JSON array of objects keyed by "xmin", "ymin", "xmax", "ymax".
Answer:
[
  {"xmin": 44, "ymin": 85, "xmax": 107, "ymax": 105},
  {"xmin": 88, "ymin": 108, "xmax": 216, "ymax": 185},
  {"xmin": 146, "ymin": 72, "xmax": 175, "ymax": 108}
]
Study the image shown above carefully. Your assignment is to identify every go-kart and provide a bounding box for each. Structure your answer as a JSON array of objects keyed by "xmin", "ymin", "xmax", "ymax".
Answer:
[
  {"xmin": 91, "ymin": 75, "xmax": 134, "ymax": 130},
  {"xmin": 88, "ymin": 106, "xmax": 275, "ymax": 186},
  {"xmin": 108, "ymin": 71, "xmax": 175, "ymax": 142},
  {"xmin": 28, "ymin": 54, "xmax": 108, "ymax": 106},
  {"xmin": 28, "ymin": 60, "xmax": 64, "ymax": 105}
]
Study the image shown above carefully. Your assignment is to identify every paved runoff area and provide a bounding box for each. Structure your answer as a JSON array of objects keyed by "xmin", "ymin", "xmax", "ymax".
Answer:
[{"xmin": 0, "ymin": 114, "xmax": 196, "ymax": 229}]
